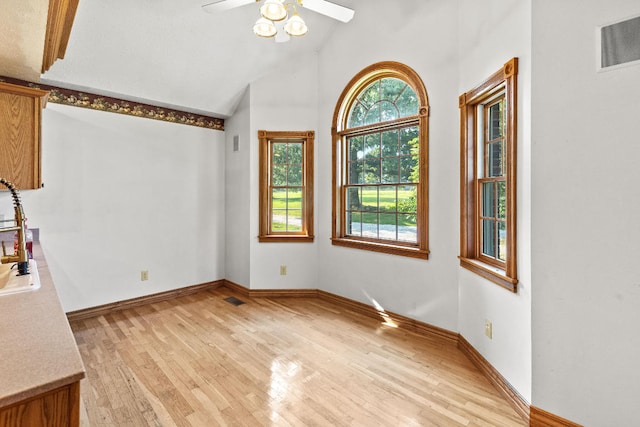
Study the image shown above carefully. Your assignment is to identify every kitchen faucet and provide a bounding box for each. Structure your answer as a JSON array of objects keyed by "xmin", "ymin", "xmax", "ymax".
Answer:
[{"xmin": 0, "ymin": 178, "xmax": 29, "ymax": 275}]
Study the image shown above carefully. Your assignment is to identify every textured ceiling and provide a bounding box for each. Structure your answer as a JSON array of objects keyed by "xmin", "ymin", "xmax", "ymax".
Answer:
[
  {"xmin": 36, "ymin": 0, "xmax": 355, "ymax": 118},
  {"xmin": 0, "ymin": 0, "xmax": 49, "ymax": 82}
]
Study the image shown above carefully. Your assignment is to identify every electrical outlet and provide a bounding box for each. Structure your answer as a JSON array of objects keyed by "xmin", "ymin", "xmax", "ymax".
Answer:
[
  {"xmin": 280, "ymin": 265, "xmax": 287, "ymax": 276},
  {"xmin": 141, "ymin": 270, "xmax": 149, "ymax": 281},
  {"xmin": 485, "ymin": 320, "xmax": 493, "ymax": 339}
]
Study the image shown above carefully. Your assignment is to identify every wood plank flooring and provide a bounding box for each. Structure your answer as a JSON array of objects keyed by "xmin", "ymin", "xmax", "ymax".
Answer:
[{"xmin": 70, "ymin": 288, "xmax": 526, "ymax": 426}]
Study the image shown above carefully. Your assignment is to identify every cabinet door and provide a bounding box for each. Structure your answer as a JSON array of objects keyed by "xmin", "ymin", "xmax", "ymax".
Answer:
[
  {"xmin": 0, "ymin": 82, "xmax": 48, "ymax": 190},
  {"xmin": 0, "ymin": 382, "xmax": 81, "ymax": 427}
]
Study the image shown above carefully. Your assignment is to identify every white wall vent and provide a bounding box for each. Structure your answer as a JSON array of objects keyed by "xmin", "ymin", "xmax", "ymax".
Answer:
[
  {"xmin": 598, "ymin": 14, "xmax": 640, "ymax": 71},
  {"xmin": 233, "ymin": 135, "xmax": 239, "ymax": 152}
]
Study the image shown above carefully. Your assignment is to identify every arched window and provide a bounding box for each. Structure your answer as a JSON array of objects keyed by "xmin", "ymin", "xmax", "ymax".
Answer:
[{"xmin": 332, "ymin": 62, "xmax": 429, "ymax": 259}]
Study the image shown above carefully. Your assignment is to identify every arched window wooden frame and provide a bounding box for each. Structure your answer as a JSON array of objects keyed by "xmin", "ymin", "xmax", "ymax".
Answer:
[{"xmin": 331, "ymin": 62, "xmax": 430, "ymax": 259}]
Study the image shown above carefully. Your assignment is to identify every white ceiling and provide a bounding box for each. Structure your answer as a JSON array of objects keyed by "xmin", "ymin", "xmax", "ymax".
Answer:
[
  {"xmin": 34, "ymin": 0, "xmax": 355, "ymax": 118},
  {"xmin": 0, "ymin": 0, "xmax": 48, "ymax": 82}
]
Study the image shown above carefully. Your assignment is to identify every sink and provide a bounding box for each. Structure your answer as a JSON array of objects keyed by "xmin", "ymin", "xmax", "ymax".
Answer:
[{"xmin": 0, "ymin": 259, "xmax": 40, "ymax": 296}]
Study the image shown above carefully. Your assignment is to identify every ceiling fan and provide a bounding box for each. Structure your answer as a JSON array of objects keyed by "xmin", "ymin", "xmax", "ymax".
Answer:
[{"xmin": 202, "ymin": 0, "xmax": 355, "ymax": 42}]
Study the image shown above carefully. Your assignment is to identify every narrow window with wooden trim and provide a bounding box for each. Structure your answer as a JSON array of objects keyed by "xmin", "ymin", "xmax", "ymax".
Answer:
[
  {"xmin": 258, "ymin": 130, "xmax": 314, "ymax": 242},
  {"xmin": 459, "ymin": 58, "xmax": 518, "ymax": 291}
]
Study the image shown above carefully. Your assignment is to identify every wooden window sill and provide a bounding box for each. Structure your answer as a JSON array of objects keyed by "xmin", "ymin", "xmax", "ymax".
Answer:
[
  {"xmin": 259, "ymin": 235, "xmax": 314, "ymax": 243},
  {"xmin": 332, "ymin": 237, "xmax": 429, "ymax": 260},
  {"xmin": 459, "ymin": 257, "xmax": 518, "ymax": 292}
]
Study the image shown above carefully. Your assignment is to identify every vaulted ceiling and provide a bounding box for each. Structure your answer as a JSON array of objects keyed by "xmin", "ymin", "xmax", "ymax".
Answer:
[{"xmin": 2, "ymin": 0, "xmax": 355, "ymax": 118}]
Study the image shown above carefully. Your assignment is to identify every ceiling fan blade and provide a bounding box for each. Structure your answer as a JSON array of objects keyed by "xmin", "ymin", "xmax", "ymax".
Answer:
[
  {"xmin": 300, "ymin": 0, "xmax": 354, "ymax": 23},
  {"xmin": 202, "ymin": 0, "xmax": 256, "ymax": 13}
]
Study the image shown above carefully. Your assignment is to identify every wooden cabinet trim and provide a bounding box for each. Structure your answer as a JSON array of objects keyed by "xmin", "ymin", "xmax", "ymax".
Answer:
[{"xmin": 0, "ymin": 82, "xmax": 48, "ymax": 190}]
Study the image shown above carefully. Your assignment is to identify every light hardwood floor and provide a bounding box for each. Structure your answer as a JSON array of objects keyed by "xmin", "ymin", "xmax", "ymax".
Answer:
[{"xmin": 70, "ymin": 288, "xmax": 526, "ymax": 426}]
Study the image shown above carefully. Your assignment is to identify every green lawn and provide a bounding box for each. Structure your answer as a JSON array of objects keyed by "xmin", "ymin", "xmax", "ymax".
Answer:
[
  {"xmin": 271, "ymin": 189, "xmax": 302, "ymax": 209},
  {"xmin": 271, "ymin": 189, "xmax": 302, "ymax": 231},
  {"xmin": 271, "ymin": 188, "xmax": 416, "ymax": 228},
  {"xmin": 358, "ymin": 187, "xmax": 416, "ymax": 227}
]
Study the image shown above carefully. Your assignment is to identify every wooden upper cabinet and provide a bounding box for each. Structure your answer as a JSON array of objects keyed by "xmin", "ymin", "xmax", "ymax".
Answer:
[
  {"xmin": 43, "ymin": 0, "xmax": 80, "ymax": 74},
  {"xmin": 0, "ymin": 82, "xmax": 49, "ymax": 190}
]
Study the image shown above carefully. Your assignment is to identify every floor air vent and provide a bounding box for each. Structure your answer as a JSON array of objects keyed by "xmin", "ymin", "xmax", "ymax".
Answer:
[{"xmin": 224, "ymin": 296, "xmax": 246, "ymax": 306}]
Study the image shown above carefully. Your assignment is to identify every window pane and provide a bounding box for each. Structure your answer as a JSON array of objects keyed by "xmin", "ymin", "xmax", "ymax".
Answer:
[
  {"xmin": 348, "ymin": 161, "xmax": 363, "ymax": 184},
  {"xmin": 381, "ymin": 78, "xmax": 407, "ymax": 102},
  {"xmin": 498, "ymin": 221, "xmax": 507, "ymax": 262},
  {"xmin": 347, "ymin": 212, "xmax": 362, "ymax": 236},
  {"xmin": 287, "ymin": 164, "xmax": 303, "ymax": 186},
  {"xmin": 497, "ymin": 180, "xmax": 506, "ymax": 220},
  {"xmin": 362, "ymin": 212, "xmax": 378, "ymax": 239},
  {"xmin": 272, "ymin": 164, "xmax": 287, "ymax": 186},
  {"xmin": 347, "ymin": 78, "xmax": 418, "ymax": 128},
  {"xmin": 287, "ymin": 188, "xmax": 302, "ymax": 210},
  {"xmin": 487, "ymin": 141, "xmax": 504, "ymax": 177},
  {"xmin": 272, "ymin": 143, "xmax": 287, "ymax": 164},
  {"xmin": 482, "ymin": 219, "xmax": 496, "ymax": 258},
  {"xmin": 379, "ymin": 186, "xmax": 397, "ymax": 212},
  {"xmin": 379, "ymin": 213, "xmax": 397, "ymax": 240},
  {"xmin": 378, "ymin": 101, "xmax": 400, "ymax": 122},
  {"xmin": 362, "ymin": 186, "xmax": 379, "ymax": 211},
  {"xmin": 382, "ymin": 158, "xmax": 399, "ymax": 183},
  {"xmin": 364, "ymin": 134, "xmax": 380, "ymax": 159},
  {"xmin": 288, "ymin": 143, "xmax": 302, "ymax": 164},
  {"xmin": 288, "ymin": 210, "xmax": 302, "ymax": 231},
  {"xmin": 397, "ymin": 86, "xmax": 419, "ymax": 117},
  {"xmin": 364, "ymin": 104, "xmax": 382, "ymax": 125},
  {"xmin": 400, "ymin": 126, "xmax": 419, "ymax": 155},
  {"xmin": 346, "ymin": 187, "xmax": 361, "ymax": 210},
  {"xmin": 272, "ymin": 188, "xmax": 286, "ymax": 209},
  {"xmin": 381, "ymin": 130, "xmax": 399, "ymax": 157},
  {"xmin": 400, "ymin": 155, "xmax": 418, "ymax": 183},
  {"xmin": 398, "ymin": 185, "xmax": 416, "ymax": 214},
  {"xmin": 398, "ymin": 215, "xmax": 417, "ymax": 244},
  {"xmin": 488, "ymin": 100, "xmax": 504, "ymax": 140},
  {"xmin": 349, "ymin": 136, "xmax": 364, "ymax": 161},
  {"xmin": 359, "ymin": 80, "xmax": 381, "ymax": 109},
  {"xmin": 364, "ymin": 159, "xmax": 381, "ymax": 183},
  {"xmin": 482, "ymin": 181, "xmax": 495, "ymax": 217},
  {"xmin": 272, "ymin": 209, "xmax": 287, "ymax": 231},
  {"xmin": 348, "ymin": 102, "xmax": 366, "ymax": 128}
]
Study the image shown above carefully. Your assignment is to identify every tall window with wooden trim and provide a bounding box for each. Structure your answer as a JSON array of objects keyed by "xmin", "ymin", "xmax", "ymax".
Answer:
[
  {"xmin": 258, "ymin": 130, "xmax": 314, "ymax": 242},
  {"xmin": 459, "ymin": 58, "xmax": 518, "ymax": 291},
  {"xmin": 332, "ymin": 62, "xmax": 429, "ymax": 259}
]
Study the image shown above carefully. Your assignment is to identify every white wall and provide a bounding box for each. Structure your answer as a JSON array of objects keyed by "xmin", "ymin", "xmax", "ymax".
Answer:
[
  {"xmin": 246, "ymin": 54, "xmax": 320, "ymax": 290},
  {"xmin": 316, "ymin": 0, "xmax": 461, "ymax": 331},
  {"xmin": 531, "ymin": 1, "xmax": 640, "ymax": 424},
  {"xmin": 0, "ymin": 103, "xmax": 226, "ymax": 311},
  {"xmin": 458, "ymin": 0, "xmax": 532, "ymax": 402},
  {"xmin": 225, "ymin": 87, "xmax": 251, "ymax": 287}
]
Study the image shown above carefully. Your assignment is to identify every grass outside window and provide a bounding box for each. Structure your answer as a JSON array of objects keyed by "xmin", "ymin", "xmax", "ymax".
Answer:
[
  {"xmin": 259, "ymin": 130, "xmax": 314, "ymax": 243},
  {"xmin": 332, "ymin": 62, "xmax": 430, "ymax": 259}
]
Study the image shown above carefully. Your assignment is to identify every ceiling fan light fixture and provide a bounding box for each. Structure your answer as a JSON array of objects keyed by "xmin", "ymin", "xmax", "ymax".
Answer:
[
  {"xmin": 253, "ymin": 17, "xmax": 277, "ymax": 37},
  {"xmin": 260, "ymin": 0, "xmax": 287, "ymax": 21},
  {"xmin": 284, "ymin": 13, "xmax": 308, "ymax": 36}
]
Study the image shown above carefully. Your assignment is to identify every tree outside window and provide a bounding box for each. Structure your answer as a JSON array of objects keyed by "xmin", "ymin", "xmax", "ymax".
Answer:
[
  {"xmin": 332, "ymin": 62, "xmax": 429, "ymax": 259},
  {"xmin": 459, "ymin": 58, "xmax": 518, "ymax": 291},
  {"xmin": 259, "ymin": 130, "xmax": 314, "ymax": 242}
]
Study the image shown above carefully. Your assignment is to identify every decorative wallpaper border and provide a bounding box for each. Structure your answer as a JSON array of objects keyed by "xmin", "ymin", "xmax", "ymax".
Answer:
[{"xmin": 0, "ymin": 76, "xmax": 224, "ymax": 131}]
